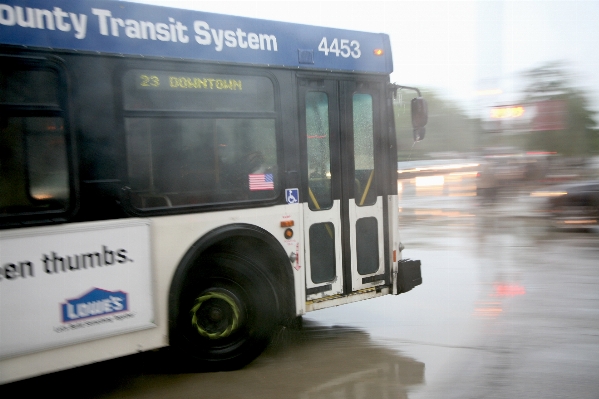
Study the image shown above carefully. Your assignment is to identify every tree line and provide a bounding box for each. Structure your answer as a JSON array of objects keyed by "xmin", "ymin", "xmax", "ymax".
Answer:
[{"xmin": 395, "ymin": 61, "xmax": 599, "ymax": 160}]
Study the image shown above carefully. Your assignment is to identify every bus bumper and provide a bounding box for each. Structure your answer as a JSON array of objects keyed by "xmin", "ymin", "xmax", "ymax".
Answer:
[{"xmin": 396, "ymin": 259, "xmax": 422, "ymax": 294}]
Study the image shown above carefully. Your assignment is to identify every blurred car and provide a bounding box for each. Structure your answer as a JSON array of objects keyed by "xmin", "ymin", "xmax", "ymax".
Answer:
[
  {"xmin": 539, "ymin": 180, "xmax": 599, "ymax": 229},
  {"xmin": 477, "ymin": 149, "xmax": 551, "ymax": 186}
]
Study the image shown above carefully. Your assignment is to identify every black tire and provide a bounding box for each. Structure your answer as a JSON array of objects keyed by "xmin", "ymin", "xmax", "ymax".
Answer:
[{"xmin": 173, "ymin": 252, "xmax": 280, "ymax": 370}]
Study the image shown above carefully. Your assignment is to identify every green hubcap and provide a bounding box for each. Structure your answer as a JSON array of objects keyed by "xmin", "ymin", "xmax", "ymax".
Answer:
[{"xmin": 190, "ymin": 291, "xmax": 241, "ymax": 339}]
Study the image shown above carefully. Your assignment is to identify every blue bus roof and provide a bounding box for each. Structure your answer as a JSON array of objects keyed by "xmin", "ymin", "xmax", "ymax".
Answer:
[{"xmin": 0, "ymin": 0, "xmax": 393, "ymax": 74}]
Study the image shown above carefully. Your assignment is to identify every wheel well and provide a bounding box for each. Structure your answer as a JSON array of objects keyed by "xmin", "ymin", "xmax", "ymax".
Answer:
[{"xmin": 168, "ymin": 224, "xmax": 296, "ymax": 342}]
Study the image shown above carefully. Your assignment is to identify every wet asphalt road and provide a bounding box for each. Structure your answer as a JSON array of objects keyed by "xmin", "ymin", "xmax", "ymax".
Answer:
[{"xmin": 3, "ymin": 172, "xmax": 599, "ymax": 398}]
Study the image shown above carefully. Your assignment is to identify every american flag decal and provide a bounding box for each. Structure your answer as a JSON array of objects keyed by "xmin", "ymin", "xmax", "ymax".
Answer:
[{"xmin": 249, "ymin": 173, "xmax": 274, "ymax": 191}]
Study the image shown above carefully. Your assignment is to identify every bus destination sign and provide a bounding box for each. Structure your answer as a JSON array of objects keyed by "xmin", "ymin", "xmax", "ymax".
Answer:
[{"xmin": 137, "ymin": 72, "xmax": 248, "ymax": 93}]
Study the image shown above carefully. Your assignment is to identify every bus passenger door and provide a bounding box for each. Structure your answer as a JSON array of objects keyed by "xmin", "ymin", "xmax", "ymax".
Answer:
[
  {"xmin": 299, "ymin": 78, "xmax": 387, "ymax": 301},
  {"xmin": 299, "ymin": 79, "xmax": 345, "ymax": 298}
]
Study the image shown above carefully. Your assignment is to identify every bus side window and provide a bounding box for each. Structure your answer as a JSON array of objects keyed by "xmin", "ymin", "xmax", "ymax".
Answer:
[
  {"xmin": 123, "ymin": 70, "xmax": 278, "ymax": 210},
  {"xmin": 217, "ymin": 119, "xmax": 277, "ymax": 198},
  {"xmin": 305, "ymin": 91, "xmax": 333, "ymax": 211},
  {"xmin": 0, "ymin": 64, "xmax": 69, "ymax": 216},
  {"xmin": 0, "ymin": 117, "xmax": 29, "ymax": 211},
  {"xmin": 125, "ymin": 117, "xmax": 277, "ymax": 208}
]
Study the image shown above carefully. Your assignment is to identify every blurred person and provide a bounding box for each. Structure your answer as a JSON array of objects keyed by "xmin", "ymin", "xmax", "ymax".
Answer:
[
  {"xmin": 477, "ymin": 161, "xmax": 499, "ymax": 205},
  {"xmin": 247, "ymin": 151, "xmax": 267, "ymax": 174}
]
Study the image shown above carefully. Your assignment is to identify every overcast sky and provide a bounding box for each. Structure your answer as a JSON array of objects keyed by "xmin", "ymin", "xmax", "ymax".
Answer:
[{"xmin": 129, "ymin": 0, "xmax": 599, "ymax": 118}]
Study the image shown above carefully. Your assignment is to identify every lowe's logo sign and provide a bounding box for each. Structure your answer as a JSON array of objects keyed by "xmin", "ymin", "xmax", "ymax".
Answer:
[{"xmin": 61, "ymin": 288, "xmax": 128, "ymax": 322}]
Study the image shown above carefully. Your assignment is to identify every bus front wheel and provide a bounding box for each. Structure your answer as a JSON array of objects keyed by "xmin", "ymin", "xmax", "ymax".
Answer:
[{"xmin": 175, "ymin": 252, "xmax": 279, "ymax": 370}]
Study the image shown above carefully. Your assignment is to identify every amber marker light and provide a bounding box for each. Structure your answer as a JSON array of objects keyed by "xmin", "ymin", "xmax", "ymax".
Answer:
[
  {"xmin": 280, "ymin": 220, "xmax": 294, "ymax": 227},
  {"xmin": 32, "ymin": 193, "xmax": 52, "ymax": 200},
  {"xmin": 373, "ymin": 49, "xmax": 384, "ymax": 56},
  {"xmin": 284, "ymin": 228, "xmax": 294, "ymax": 239}
]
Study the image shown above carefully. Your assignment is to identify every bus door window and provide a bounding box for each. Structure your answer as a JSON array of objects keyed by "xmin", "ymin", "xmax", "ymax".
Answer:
[
  {"xmin": 353, "ymin": 93, "xmax": 376, "ymax": 206},
  {"xmin": 309, "ymin": 222, "xmax": 336, "ymax": 283},
  {"xmin": 305, "ymin": 91, "xmax": 333, "ymax": 210}
]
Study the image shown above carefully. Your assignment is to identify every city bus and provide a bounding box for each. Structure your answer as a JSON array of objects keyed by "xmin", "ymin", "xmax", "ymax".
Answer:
[{"xmin": 0, "ymin": 0, "xmax": 427, "ymax": 384}]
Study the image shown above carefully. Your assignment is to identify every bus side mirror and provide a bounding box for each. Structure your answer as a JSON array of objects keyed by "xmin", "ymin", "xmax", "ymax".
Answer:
[{"xmin": 411, "ymin": 97, "xmax": 428, "ymax": 141}]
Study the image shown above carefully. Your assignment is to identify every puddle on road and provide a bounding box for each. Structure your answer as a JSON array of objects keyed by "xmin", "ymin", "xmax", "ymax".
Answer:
[{"xmin": 0, "ymin": 321, "xmax": 426, "ymax": 399}]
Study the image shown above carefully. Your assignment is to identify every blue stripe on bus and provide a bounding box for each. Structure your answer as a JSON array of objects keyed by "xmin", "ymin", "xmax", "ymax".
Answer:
[{"xmin": 0, "ymin": 0, "xmax": 393, "ymax": 74}]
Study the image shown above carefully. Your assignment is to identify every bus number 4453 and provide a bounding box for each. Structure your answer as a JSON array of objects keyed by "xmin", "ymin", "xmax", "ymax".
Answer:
[{"xmin": 318, "ymin": 37, "xmax": 361, "ymax": 58}]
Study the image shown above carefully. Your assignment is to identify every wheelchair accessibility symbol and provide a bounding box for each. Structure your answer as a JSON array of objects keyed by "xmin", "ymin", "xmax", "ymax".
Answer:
[{"xmin": 286, "ymin": 188, "xmax": 299, "ymax": 204}]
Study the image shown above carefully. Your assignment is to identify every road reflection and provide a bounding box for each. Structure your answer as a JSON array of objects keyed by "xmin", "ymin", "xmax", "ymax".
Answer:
[
  {"xmin": 0, "ymin": 321, "xmax": 425, "ymax": 399},
  {"xmin": 394, "ymin": 159, "xmax": 599, "ymax": 398},
  {"xmin": 474, "ymin": 283, "xmax": 527, "ymax": 319}
]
